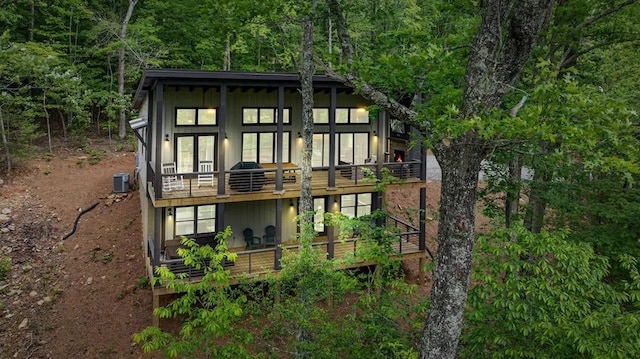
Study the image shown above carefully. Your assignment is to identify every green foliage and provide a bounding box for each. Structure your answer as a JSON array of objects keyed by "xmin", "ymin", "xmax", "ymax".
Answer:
[
  {"xmin": 253, "ymin": 213, "xmax": 424, "ymax": 359},
  {"xmin": 136, "ymin": 277, "xmax": 150, "ymax": 289},
  {"xmin": 101, "ymin": 253, "xmax": 113, "ymax": 264},
  {"xmin": 0, "ymin": 257, "xmax": 11, "ymax": 280},
  {"xmin": 133, "ymin": 228, "xmax": 251, "ymax": 358},
  {"xmin": 86, "ymin": 148, "xmax": 103, "ymax": 165},
  {"xmin": 460, "ymin": 225, "xmax": 640, "ymax": 358}
]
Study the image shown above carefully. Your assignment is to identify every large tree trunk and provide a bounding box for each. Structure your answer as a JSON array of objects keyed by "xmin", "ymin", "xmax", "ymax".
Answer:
[
  {"xmin": 325, "ymin": 0, "xmax": 554, "ymax": 357},
  {"xmin": 117, "ymin": 0, "xmax": 138, "ymax": 139},
  {"xmin": 422, "ymin": 137, "xmax": 483, "ymax": 358},
  {"xmin": 295, "ymin": 6, "xmax": 315, "ymax": 359}
]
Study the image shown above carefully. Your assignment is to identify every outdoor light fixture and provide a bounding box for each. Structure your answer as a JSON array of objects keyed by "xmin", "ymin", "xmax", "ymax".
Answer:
[
  {"xmin": 373, "ymin": 130, "xmax": 377, "ymax": 137},
  {"xmin": 297, "ymin": 132, "xmax": 302, "ymax": 138},
  {"xmin": 289, "ymin": 199, "xmax": 294, "ymax": 207},
  {"xmin": 167, "ymin": 207, "xmax": 173, "ymax": 216},
  {"xmin": 164, "ymin": 134, "xmax": 170, "ymax": 142}
]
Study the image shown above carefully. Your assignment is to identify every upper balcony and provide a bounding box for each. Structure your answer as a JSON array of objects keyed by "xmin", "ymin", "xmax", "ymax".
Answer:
[{"xmin": 146, "ymin": 159, "xmax": 424, "ymax": 207}]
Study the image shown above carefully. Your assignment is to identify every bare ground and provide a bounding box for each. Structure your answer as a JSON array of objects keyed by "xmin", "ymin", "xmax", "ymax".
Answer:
[{"xmin": 0, "ymin": 143, "xmax": 442, "ymax": 358}]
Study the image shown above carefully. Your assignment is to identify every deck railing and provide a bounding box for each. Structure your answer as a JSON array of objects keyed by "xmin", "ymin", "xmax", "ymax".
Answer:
[
  {"xmin": 152, "ymin": 160, "xmax": 422, "ymax": 200},
  {"xmin": 153, "ymin": 222, "xmax": 424, "ymax": 282}
]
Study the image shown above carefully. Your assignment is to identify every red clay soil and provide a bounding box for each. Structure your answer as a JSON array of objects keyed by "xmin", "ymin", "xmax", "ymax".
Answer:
[
  {"xmin": 0, "ymin": 145, "xmax": 153, "ymax": 358},
  {"xmin": 0, "ymin": 143, "xmax": 443, "ymax": 358}
]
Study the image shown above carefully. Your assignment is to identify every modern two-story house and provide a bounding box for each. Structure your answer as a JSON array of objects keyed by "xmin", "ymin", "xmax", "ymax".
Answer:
[{"xmin": 130, "ymin": 69, "xmax": 431, "ymax": 314}]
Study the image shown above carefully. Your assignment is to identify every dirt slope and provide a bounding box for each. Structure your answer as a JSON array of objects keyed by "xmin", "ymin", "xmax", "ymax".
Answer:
[{"xmin": 0, "ymin": 147, "xmax": 152, "ymax": 358}]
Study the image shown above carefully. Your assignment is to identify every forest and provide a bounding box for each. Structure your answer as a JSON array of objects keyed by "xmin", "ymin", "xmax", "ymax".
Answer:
[{"xmin": 1, "ymin": 0, "xmax": 639, "ymax": 358}]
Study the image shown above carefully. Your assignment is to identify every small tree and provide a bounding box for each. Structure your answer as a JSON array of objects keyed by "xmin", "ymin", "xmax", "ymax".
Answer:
[{"xmin": 133, "ymin": 228, "xmax": 252, "ymax": 358}]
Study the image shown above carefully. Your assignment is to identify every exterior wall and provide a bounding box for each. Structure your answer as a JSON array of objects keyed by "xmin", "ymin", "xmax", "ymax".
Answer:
[
  {"xmin": 161, "ymin": 200, "xmax": 298, "ymax": 249},
  {"xmin": 224, "ymin": 200, "xmax": 298, "ymax": 248},
  {"xmin": 159, "ymin": 87, "xmax": 378, "ymax": 168}
]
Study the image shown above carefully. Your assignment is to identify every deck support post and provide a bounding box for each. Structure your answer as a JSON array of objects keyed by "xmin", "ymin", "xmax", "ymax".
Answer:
[{"xmin": 419, "ymin": 257, "xmax": 426, "ymax": 285}]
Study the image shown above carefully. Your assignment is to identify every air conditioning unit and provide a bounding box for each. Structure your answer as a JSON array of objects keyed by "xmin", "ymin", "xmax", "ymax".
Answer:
[{"xmin": 113, "ymin": 173, "xmax": 129, "ymax": 193}]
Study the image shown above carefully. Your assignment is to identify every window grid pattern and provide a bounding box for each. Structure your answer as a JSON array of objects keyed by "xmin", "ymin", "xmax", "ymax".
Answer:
[
  {"xmin": 340, "ymin": 193, "xmax": 372, "ymax": 218},
  {"xmin": 313, "ymin": 107, "xmax": 369, "ymax": 124},
  {"xmin": 242, "ymin": 132, "xmax": 290, "ymax": 163},
  {"xmin": 243, "ymin": 108, "xmax": 291, "ymax": 124},
  {"xmin": 176, "ymin": 108, "xmax": 217, "ymax": 126},
  {"xmin": 175, "ymin": 205, "xmax": 216, "ymax": 236}
]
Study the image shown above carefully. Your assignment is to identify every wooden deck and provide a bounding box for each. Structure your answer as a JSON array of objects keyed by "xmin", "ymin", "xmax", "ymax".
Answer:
[
  {"xmin": 151, "ymin": 165, "xmax": 425, "ymax": 207},
  {"xmin": 152, "ymin": 236, "xmax": 427, "ymax": 296}
]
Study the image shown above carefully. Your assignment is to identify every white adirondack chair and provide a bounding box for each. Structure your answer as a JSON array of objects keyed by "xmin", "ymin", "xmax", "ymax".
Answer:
[
  {"xmin": 197, "ymin": 160, "xmax": 214, "ymax": 187},
  {"xmin": 161, "ymin": 162, "xmax": 184, "ymax": 191}
]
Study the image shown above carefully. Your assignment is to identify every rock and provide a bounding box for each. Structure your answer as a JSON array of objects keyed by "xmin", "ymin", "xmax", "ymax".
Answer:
[
  {"xmin": 1, "ymin": 208, "xmax": 10, "ymax": 215},
  {"xmin": 0, "ymin": 214, "xmax": 10, "ymax": 223},
  {"xmin": 43, "ymin": 296, "xmax": 52, "ymax": 303},
  {"xmin": 29, "ymin": 291, "xmax": 38, "ymax": 297},
  {"xmin": 18, "ymin": 318, "xmax": 28, "ymax": 329},
  {"xmin": 1, "ymin": 228, "xmax": 9, "ymax": 233},
  {"xmin": 22, "ymin": 264, "xmax": 32, "ymax": 272},
  {"xmin": 37, "ymin": 300, "xmax": 44, "ymax": 306},
  {"xmin": 0, "ymin": 179, "xmax": 3, "ymax": 185},
  {"xmin": 7, "ymin": 224, "xmax": 15, "ymax": 231},
  {"xmin": 86, "ymin": 277, "xmax": 93, "ymax": 285}
]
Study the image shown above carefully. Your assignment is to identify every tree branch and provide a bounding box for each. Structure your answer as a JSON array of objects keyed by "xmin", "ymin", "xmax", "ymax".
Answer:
[
  {"xmin": 326, "ymin": 0, "xmax": 354, "ymax": 66},
  {"xmin": 324, "ymin": 0, "xmax": 430, "ymax": 135},
  {"xmin": 318, "ymin": 60, "xmax": 428, "ymax": 135},
  {"xmin": 577, "ymin": 0, "xmax": 637, "ymax": 30}
]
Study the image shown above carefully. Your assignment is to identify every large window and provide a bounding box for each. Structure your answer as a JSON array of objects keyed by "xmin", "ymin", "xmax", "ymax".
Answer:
[
  {"xmin": 313, "ymin": 107, "xmax": 369, "ymax": 124},
  {"xmin": 242, "ymin": 132, "xmax": 290, "ymax": 163},
  {"xmin": 312, "ymin": 133, "xmax": 369, "ymax": 166},
  {"xmin": 176, "ymin": 108, "xmax": 217, "ymax": 126},
  {"xmin": 243, "ymin": 108, "xmax": 290, "ymax": 124},
  {"xmin": 313, "ymin": 198, "xmax": 326, "ymax": 233},
  {"xmin": 175, "ymin": 205, "xmax": 216, "ymax": 236},
  {"xmin": 340, "ymin": 193, "xmax": 372, "ymax": 218},
  {"xmin": 176, "ymin": 134, "xmax": 216, "ymax": 173}
]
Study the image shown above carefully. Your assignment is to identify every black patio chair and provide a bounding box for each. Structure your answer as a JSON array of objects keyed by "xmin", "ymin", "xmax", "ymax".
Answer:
[
  {"xmin": 243, "ymin": 228, "xmax": 262, "ymax": 250},
  {"xmin": 263, "ymin": 225, "xmax": 276, "ymax": 247}
]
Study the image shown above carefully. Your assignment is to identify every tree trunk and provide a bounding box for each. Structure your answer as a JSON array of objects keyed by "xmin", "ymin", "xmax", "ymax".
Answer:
[
  {"xmin": 505, "ymin": 156, "xmax": 522, "ymax": 228},
  {"xmin": 421, "ymin": 137, "xmax": 483, "ymax": 359},
  {"xmin": 524, "ymin": 169, "xmax": 549, "ymax": 233},
  {"xmin": 295, "ymin": 7, "xmax": 316, "ymax": 359},
  {"xmin": 224, "ymin": 34, "xmax": 231, "ymax": 71},
  {"xmin": 0, "ymin": 108, "xmax": 11, "ymax": 180},
  {"xmin": 299, "ymin": 11, "xmax": 315, "ymax": 225},
  {"xmin": 29, "ymin": 0, "xmax": 35, "ymax": 41},
  {"xmin": 422, "ymin": 0, "xmax": 553, "ymax": 356},
  {"xmin": 43, "ymin": 92, "xmax": 52, "ymax": 153},
  {"xmin": 117, "ymin": 0, "xmax": 138, "ymax": 139}
]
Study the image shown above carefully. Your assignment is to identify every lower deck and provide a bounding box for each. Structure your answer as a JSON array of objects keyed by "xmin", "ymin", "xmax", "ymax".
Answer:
[{"xmin": 151, "ymin": 232, "xmax": 430, "ymax": 296}]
